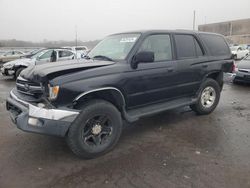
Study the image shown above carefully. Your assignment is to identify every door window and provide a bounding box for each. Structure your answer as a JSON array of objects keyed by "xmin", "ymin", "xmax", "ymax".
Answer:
[
  {"xmin": 59, "ymin": 50, "xmax": 73, "ymax": 58},
  {"xmin": 138, "ymin": 34, "xmax": 172, "ymax": 61},
  {"xmin": 194, "ymin": 39, "xmax": 204, "ymax": 57},
  {"xmin": 39, "ymin": 50, "xmax": 53, "ymax": 59},
  {"xmin": 175, "ymin": 34, "xmax": 203, "ymax": 59}
]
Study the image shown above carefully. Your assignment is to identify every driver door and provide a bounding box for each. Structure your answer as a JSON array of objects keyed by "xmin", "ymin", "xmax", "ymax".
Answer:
[{"xmin": 125, "ymin": 34, "xmax": 178, "ymax": 108}]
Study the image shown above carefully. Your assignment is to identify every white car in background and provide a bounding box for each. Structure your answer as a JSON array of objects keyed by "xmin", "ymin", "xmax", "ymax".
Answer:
[
  {"xmin": 1, "ymin": 48, "xmax": 76, "ymax": 78},
  {"xmin": 230, "ymin": 46, "xmax": 249, "ymax": 60},
  {"xmin": 0, "ymin": 50, "xmax": 25, "ymax": 63},
  {"xmin": 63, "ymin": 46, "xmax": 88, "ymax": 59}
]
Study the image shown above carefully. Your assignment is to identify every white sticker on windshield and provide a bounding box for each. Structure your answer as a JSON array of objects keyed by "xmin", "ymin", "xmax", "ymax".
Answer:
[{"xmin": 120, "ymin": 37, "xmax": 137, "ymax": 43}]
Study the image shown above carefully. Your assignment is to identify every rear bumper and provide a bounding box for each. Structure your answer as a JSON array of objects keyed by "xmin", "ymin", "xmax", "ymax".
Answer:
[{"xmin": 6, "ymin": 89, "xmax": 79, "ymax": 137}]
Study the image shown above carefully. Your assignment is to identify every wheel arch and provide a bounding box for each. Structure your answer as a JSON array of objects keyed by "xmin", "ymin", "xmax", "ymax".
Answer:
[
  {"xmin": 73, "ymin": 87, "xmax": 126, "ymax": 112},
  {"xmin": 195, "ymin": 71, "xmax": 223, "ymax": 98},
  {"xmin": 205, "ymin": 71, "xmax": 223, "ymax": 89}
]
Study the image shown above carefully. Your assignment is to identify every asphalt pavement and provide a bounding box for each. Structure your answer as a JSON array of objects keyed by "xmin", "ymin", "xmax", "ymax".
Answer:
[{"xmin": 0, "ymin": 74, "xmax": 250, "ymax": 188}]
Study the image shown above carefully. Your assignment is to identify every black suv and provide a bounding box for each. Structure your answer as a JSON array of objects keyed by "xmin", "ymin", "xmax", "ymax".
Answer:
[{"xmin": 6, "ymin": 30, "xmax": 233, "ymax": 158}]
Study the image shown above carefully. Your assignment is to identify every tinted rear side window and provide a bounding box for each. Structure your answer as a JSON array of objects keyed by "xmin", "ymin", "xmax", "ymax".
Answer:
[
  {"xmin": 200, "ymin": 34, "xmax": 230, "ymax": 56},
  {"xmin": 194, "ymin": 39, "xmax": 203, "ymax": 56},
  {"xmin": 174, "ymin": 34, "xmax": 204, "ymax": 59}
]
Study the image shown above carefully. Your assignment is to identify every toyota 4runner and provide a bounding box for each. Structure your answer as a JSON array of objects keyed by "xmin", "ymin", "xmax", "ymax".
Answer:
[{"xmin": 6, "ymin": 30, "xmax": 233, "ymax": 158}]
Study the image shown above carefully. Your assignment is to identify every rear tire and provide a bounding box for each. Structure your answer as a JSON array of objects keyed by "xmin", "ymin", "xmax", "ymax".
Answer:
[
  {"xmin": 66, "ymin": 99, "xmax": 123, "ymax": 159},
  {"xmin": 190, "ymin": 78, "xmax": 221, "ymax": 115}
]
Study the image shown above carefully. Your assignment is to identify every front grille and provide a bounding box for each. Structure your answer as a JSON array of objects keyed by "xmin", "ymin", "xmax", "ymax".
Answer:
[{"xmin": 16, "ymin": 76, "xmax": 44, "ymax": 98}]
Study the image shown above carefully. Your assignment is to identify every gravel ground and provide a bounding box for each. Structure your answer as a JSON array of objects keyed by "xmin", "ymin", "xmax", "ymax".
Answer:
[{"xmin": 0, "ymin": 74, "xmax": 250, "ymax": 188}]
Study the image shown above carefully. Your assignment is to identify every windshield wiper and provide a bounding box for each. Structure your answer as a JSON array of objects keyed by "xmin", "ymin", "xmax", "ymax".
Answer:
[{"xmin": 93, "ymin": 55, "xmax": 114, "ymax": 62}]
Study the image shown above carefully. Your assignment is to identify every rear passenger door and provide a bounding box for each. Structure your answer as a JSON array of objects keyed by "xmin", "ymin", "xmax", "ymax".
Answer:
[{"xmin": 173, "ymin": 34, "xmax": 206, "ymax": 97}]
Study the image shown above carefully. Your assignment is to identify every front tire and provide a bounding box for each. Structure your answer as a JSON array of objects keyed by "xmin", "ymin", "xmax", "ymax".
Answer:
[
  {"xmin": 190, "ymin": 78, "xmax": 221, "ymax": 115},
  {"xmin": 66, "ymin": 99, "xmax": 123, "ymax": 159}
]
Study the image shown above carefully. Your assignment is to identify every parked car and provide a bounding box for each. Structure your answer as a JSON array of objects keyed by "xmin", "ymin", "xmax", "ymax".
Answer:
[
  {"xmin": 63, "ymin": 46, "xmax": 88, "ymax": 59},
  {"xmin": 230, "ymin": 46, "xmax": 249, "ymax": 60},
  {"xmin": 1, "ymin": 48, "xmax": 76, "ymax": 78},
  {"xmin": 233, "ymin": 55, "xmax": 250, "ymax": 83},
  {"xmin": 0, "ymin": 50, "xmax": 25, "ymax": 63},
  {"xmin": 6, "ymin": 30, "xmax": 233, "ymax": 158}
]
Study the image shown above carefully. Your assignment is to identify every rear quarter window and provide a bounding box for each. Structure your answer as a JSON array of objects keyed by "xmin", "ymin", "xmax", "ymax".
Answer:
[{"xmin": 200, "ymin": 34, "xmax": 231, "ymax": 56}]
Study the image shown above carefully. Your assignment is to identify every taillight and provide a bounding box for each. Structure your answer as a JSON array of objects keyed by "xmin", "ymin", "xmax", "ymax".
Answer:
[{"xmin": 232, "ymin": 63, "xmax": 236, "ymax": 73}]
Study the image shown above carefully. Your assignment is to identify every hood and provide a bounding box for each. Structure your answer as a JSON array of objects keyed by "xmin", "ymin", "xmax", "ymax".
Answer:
[
  {"xmin": 20, "ymin": 59, "xmax": 115, "ymax": 82},
  {"xmin": 237, "ymin": 59, "xmax": 250, "ymax": 70},
  {"xmin": 3, "ymin": 58, "xmax": 34, "ymax": 68}
]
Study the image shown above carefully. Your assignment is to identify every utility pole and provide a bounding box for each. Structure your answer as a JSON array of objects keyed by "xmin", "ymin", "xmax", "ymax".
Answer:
[
  {"xmin": 193, "ymin": 10, "xmax": 196, "ymax": 30},
  {"xmin": 230, "ymin": 22, "xmax": 233, "ymax": 36},
  {"xmin": 75, "ymin": 25, "xmax": 78, "ymax": 47}
]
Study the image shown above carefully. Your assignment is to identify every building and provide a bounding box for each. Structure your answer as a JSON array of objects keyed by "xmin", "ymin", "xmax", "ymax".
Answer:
[{"xmin": 198, "ymin": 18, "xmax": 250, "ymax": 44}]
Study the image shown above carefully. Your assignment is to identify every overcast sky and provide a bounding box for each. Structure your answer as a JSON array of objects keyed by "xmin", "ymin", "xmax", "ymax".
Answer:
[{"xmin": 0, "ymin": 0, "xmax": 250, "ymax": 42}]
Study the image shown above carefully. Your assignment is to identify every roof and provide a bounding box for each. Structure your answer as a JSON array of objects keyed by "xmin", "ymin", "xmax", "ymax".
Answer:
[{"xmin": 110, "ymin": 29, "xmax": 222, "ymax": 36}]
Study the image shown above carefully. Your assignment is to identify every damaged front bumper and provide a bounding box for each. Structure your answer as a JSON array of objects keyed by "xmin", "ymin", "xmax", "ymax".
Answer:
[{"xmin": 6, "ymin": 89, "xmax": 79, "ymax": 137}]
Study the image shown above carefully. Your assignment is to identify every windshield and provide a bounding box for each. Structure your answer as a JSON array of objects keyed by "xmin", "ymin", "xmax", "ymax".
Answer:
[
  {"xmin": 88, "ymin": 33, "xmax": 140, "ymax": 60},
  {"xmin": 230, "ymin": 46, "xmax": 238, "ymax": 51},
  {"xmin": 30, "ymin": 49, "xmax": 47, "ymax": 59}
]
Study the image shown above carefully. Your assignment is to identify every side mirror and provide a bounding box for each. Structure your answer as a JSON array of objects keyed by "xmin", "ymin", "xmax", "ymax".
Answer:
[{"xmin": 131, "ymin": 51, "xmax": 154, "ymax": 69}]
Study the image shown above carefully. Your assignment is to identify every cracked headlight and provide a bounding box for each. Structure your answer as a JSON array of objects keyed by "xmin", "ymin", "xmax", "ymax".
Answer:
[{"xmin": 48, "ymin": 84, "xmax": 60, "ymax": 100}]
